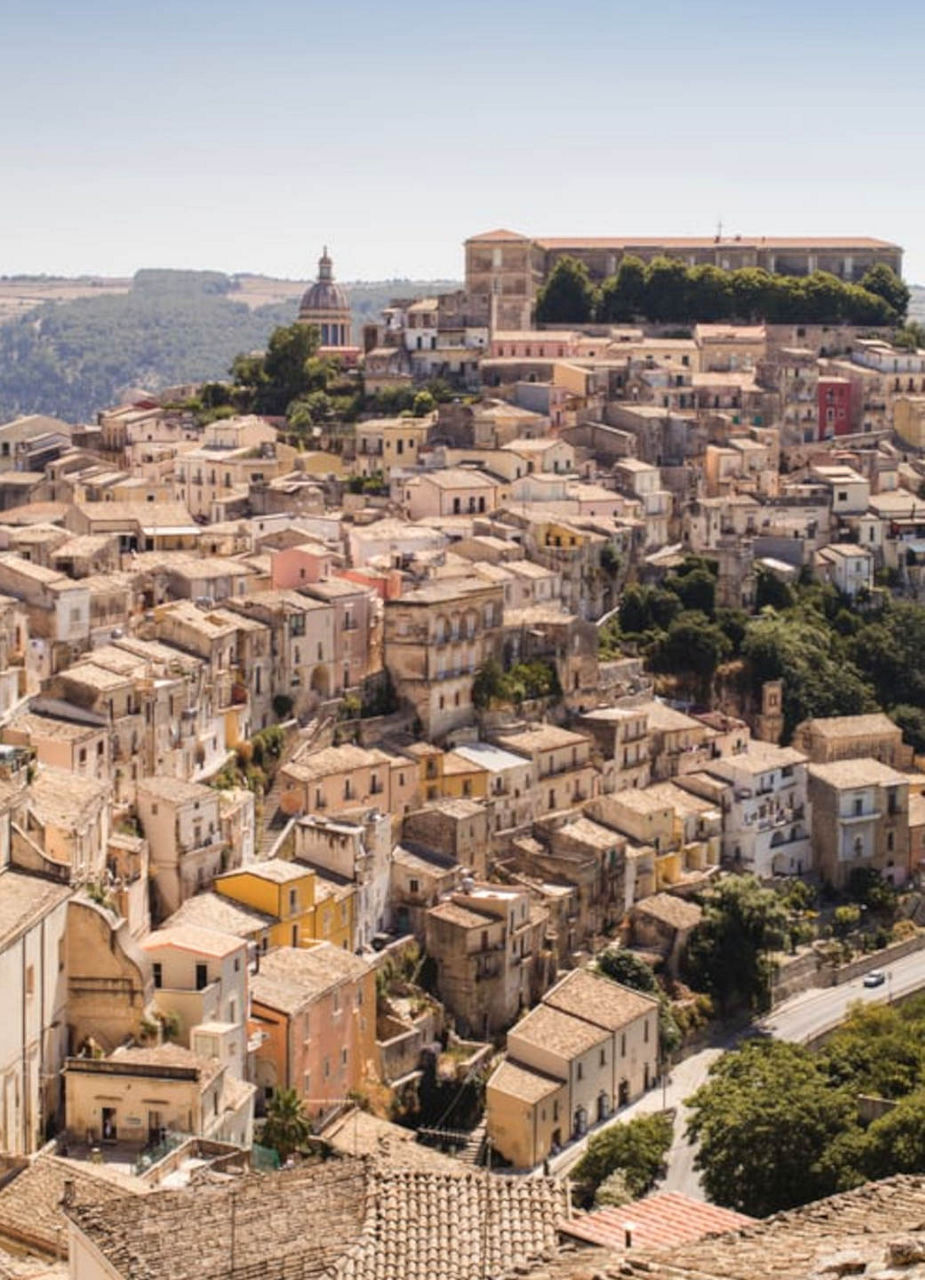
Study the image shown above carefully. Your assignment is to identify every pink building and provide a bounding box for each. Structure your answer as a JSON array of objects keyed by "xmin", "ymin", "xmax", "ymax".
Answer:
[
  {"xmin": 490, "ymin": 331, "xmax": 580, "ymax": 359},
  {"xmin": 270, "ymin": 543, "xmax": 338, "ymax": 589},
  {"xmin": 249, "ymin": 943, "xmax": 377, "ymax": 1116}
]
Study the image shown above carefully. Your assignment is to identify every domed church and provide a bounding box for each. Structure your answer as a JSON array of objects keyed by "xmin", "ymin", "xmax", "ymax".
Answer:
[{"xmin": 298, "ymin": 246, "xmax": 352, "ymax": 349}]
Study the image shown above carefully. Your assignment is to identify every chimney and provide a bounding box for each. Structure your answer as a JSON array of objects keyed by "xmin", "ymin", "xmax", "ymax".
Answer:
[
  {"xmin": 623, "ymin": 1221, "xmax": 636, "ymax": 1250},
  {"xmin": 61, "ymin": 1179, "xmax": 75, "ymax": 1209}
]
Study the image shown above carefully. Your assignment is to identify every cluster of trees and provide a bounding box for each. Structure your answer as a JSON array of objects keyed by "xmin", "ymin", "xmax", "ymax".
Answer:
[
  {"xmin": 683, "ymin": 876, "xmax": 790, "ymax": 1014},
  {"xmin": 689, "ymin": 998, "xmax": 925, "ymax": 1216},
  {"xmin": 0, "ymin": 269, "xmax": 298, "ymax": 423},
  {"xmin": 606, "ymin": 565, "xmax": 925, "ymax": 746},
  {"xmin": 228, "ymin": 322, "xmax": 458, "ymax": 430},
  {"xmin": 602, "ymin": 556, "xmax": 736, "ymax": 699},
  {"xmin": 573, "ymin": 1111, "xmax": 674, "ymax": 1208},
  {"xmin": 0, "ymin": 269, "xmax": 460, "ymax": 424},
  {"xmin": 472, "ymin": 658, "xmax": 561, "ymax": 709},
  {"xmin": 536, "ymin": 255, "xmax": 909, "ymax": 328},
  {"xmin": 745, "ymin": 579, "xmax": 925, "ymax": 745}
]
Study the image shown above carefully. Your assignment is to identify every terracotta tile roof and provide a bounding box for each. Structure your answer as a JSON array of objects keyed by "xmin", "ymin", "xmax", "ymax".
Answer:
[
  {"xmin": 0, "ymin": 870, "xmax": 70, "ymax": 949},
  {"xmin": 561, "ymin": 1190, "xmax": 754, "ymax": 1253},
  {"xmin": 510, "ymin": 1003, "xmax": 609, "ymax": 1058},
  {"xmin": 67, "ymin": 1156, "xmax": 566, "ymax": 1280},
  {"xmin": 320, "ymin": 1111, "xmax": 466, "ymax": 1174},
  {"xmin": 0, "ymin": 1155, "xmax": 146, "ymax": 1256},
  {"xmin": 488, "ymin": 1058, "xmax": 565, "ymax": 1104},
  {"xmin": 630, "ymin": 893, "xmax": 703, "ymax": 932},
  {"xmin": 534, "ymin": 235, "xmax": 900, "ymax": 251},
  {"xmin": 542, "ymin": 969, "xmax": 657, "ymax": 1032}
]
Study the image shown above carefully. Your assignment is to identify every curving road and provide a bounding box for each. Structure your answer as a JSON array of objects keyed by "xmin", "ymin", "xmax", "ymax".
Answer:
[{"xmin": 761, "ymin": 948, "xmax": 925, "ymax": 1044}]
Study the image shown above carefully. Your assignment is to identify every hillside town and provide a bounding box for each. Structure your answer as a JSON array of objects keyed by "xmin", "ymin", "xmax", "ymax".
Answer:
[{"xmin": 5, "ymin": 229, "xmax": 925, "ymax": 1280}]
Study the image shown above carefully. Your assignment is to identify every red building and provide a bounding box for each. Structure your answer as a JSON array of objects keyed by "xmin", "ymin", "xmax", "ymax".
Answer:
[{"xmin": 818, "ymin": 377, "xmax": 854, "ymax": 439}]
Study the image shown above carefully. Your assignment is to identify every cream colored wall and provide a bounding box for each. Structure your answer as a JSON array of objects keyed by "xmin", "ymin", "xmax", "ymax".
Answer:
[
  {"xmin": 0, "ymin": 893, "xmax": 69, "ymax": 1154},
  {"xmin": 65, "ymin": 1068, "xmax": 214, "ymax": 1143}
]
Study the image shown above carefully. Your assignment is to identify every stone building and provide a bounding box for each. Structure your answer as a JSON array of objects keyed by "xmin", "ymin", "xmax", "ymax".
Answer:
[
  {"xmin": 425, "ymin": 883, "xmax": 551, "ymax": 1037},
  {"xmin": 486, "ymin": 967, "xmax": 659, "ymax": 1169},
  {"xmin": 465, "ymin": 229, "xmax": 902, "ymax": 329},
  {"xmin": 793, "ymin": 713, "xmax": 913, "ymax": 768},
  {"xmin": 807, "ymin": 758, "xmax": 910, "ymax": 889},
  {"xmin": 384, "ymin": 578, "xmax": 504, "ymax": 739}
]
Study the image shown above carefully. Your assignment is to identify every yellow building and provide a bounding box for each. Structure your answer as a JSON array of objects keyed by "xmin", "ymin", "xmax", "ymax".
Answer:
[
  {"xmin": 214, "ymin": 859, "xmax": 353, "ymax": 952},
  {"xmin": 440, "ymin": 750, "xmax": 489, "ymax": 801},
  {"xmin": 894, "ymin": 395, "xmax": 925, "ymax": 450}
]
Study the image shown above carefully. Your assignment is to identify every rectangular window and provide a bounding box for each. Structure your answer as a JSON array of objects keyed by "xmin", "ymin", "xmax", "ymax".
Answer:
[
  {"xmin": 153, "ymin": 963, "xmax": 162, "ymax": 989},
  {"xmin": 195, "ymin": 963, "xmax": 208, "ymax": 990}
]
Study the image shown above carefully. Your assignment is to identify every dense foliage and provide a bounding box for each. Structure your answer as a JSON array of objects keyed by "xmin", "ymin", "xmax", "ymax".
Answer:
[
  {"xmin": 572, "ymin": 1111, "xmax": 674, "ymax": 1205},
  {"xmin": 261, "ymin": 1086, "xmax": 312, "ymax": 1160},
  {"xmin": 684, "ymin": 875, "xmax": 790, "ymax": 1013},
  {"xmin": 689, "ymin": 998, "xmax": 925, "ymax": 1217},
  {"xmin": 472, "ymin": 658, "xmax": 561, "ymax": 708},
  {"xmin": 535, "ymin": 256, "xmax": 906, "ymax": 327},
  {"xmin": 0, "ymin": 271, "xmax": 458, "ymax": 422},
  {"xmin": 608, "ymin": 567, "xmax": 925, "ymax": 745}
]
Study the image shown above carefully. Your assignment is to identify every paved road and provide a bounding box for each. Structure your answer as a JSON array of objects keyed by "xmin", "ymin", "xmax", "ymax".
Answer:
[
  {"xmin": 549, "ymin": 947, "xmax": 925, "ymax": 1195},
  {"xmin": 761, "ymin": 947, "xmax": 925, "ymax": 1044}
]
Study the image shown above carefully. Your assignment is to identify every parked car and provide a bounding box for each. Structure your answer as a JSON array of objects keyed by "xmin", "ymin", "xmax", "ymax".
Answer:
[{"xmin": 863, "ymin": 970, "xmax": 886, "ymax": 988}]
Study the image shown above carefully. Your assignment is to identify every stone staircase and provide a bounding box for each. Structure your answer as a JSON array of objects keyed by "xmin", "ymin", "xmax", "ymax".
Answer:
[{"xmin": 458, "ymin": 1119, "xmax": 488, "ymax": 1169}]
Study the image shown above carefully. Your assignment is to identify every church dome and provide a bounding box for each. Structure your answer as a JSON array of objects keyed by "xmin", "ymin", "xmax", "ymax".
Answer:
[{"xmin": 299, "ymin": 247, "xmax": 349, "ymax": 317}]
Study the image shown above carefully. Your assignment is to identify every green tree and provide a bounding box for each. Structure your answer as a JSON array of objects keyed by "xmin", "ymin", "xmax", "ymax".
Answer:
[
  {"xmin": 597, "ymin": 948, "xmax": 659, "ymax": 992},
  {"xmin": 412, "ymin": 389, "xmax": 436, "ymax": 417},
  {"xmin": 755, "ymin": 568, "xmax": 795, "ymax": 612},
  {"xmin": 685, "ymin": 875, "xmax": 789, "ymax": 1012},
  {"xmin": 802, "ymin": 271, "xmax": 850, "ymax": 323},
  {"xmin": 596, "ymin": 255, "xmax": 647, "ymax": 323},
  {"xmin": 535, "ymin": 256, "xmax": 596, "ymax": 324},
  {"xmin": 652, "ymin": 612, "xmax": 732, "ymax": 691},
  {"xmin": 893, "ymin": 321, "xmax": 925, "ymax": 351},
  {"xmin": 257, "ymin": 322, "xmax": 320, "ymax": 414},
  {"xmin": 743, "ymin": 613, "xmax": 874, "ymax": 741},
  {"xmin": 729, "ymin": 268, "xmax": 774, "ymax": 322},
  {"xmin": 890, "ymin": 703, "xmax": 925, "ymax": 754},
  {"xmin": 687, "ymin": 1040, "xmax": 856, "ymax": 1217},
  {"xmin": 573, "ymin": 1111, "xmax": 673, "ymax": 1202},
  {"xmin": 472, "ymin": 659, "xmax": 504, "ymax": 709},
  {"xmin": 644, "ymin": 257, "xmax": 691, "ymax": 323},
  {"xmin": 665, "ymin": 566, "xmax": 716, "ymax": 617},
  {"xmin": 262, "ymin": 1087, "xmax": 311, "ymax": 1160},
  {"xmin": 688, "ymin": 265, "xmax": 732, "ymax": 321},
  {"xmin": 822, "ymin": 1004, "xmax": 925, "ymax": 1101},
  {"xmin": 862, "ymin": 1092, "xmax": 925, "ymax": 1178},
  {"xmin": 859, "ymin": 264, "xmax": 909, "ymax": 320}
]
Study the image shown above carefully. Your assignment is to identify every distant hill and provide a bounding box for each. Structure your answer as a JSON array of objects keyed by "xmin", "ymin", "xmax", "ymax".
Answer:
[{"xmin": 0, "ymin": 270, "xmax": 460, "ymax": 423}]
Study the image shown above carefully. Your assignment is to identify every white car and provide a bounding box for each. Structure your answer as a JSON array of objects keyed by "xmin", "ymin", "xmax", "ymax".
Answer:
[{"xmin": 863, "ymin": 970, "xmax": 886, "ymax": 988}]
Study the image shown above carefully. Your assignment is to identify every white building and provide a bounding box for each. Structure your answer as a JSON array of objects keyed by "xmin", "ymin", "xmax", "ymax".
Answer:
[
  {"xmin": 0, "ymin": 867, "xmax": 71, "ymax": 1153},
  {"xmin": 682, "ymin": 741, "xmax": 812, "ymax": 878},
  {"xmin": 140, "ymin": 925, "xmax": 250, "ymax": 1078}
]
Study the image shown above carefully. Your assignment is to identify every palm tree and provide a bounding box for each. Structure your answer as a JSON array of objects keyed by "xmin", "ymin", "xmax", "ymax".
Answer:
[{"xmin": 262, "ymin": 1087, "xmax": 311, "ymax": 1161}]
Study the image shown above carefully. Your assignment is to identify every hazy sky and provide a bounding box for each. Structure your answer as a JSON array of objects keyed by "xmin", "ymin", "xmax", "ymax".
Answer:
[{"xmin": 5, "ymin": 0, "xmax": 925, "ymax": 282}]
